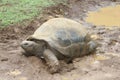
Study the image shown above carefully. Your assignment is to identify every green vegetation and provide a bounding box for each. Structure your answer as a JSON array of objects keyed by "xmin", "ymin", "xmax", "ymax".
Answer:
[{"xmin": 0, "ymin": 0, "xmax": 67, "ymax": 28}]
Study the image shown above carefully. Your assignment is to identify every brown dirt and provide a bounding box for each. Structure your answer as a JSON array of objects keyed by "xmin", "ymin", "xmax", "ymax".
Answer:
[{"xmin": 0, "ymin": 0, "xmax": 120, "ymax": 80}]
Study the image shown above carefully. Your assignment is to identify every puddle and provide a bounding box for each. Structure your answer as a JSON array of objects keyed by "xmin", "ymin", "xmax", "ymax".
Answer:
[{"xmin": 86, "ymin": 5, "xmax": 120, "ymax": 27}]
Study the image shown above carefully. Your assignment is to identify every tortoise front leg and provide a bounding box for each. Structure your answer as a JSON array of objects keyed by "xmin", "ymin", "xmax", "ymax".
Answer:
[
  {"xmin": 21, "ymin": 49, "xmax": 34, "ymax": 57},
  {"xmin": 43, "ymin": 49, "xmax": 60, "ymax": 73}
]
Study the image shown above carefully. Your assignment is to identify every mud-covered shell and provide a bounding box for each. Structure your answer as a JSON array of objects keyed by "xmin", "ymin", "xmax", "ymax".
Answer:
[{"xmin": 28, "ymin": 18, "xmax": 91, "ymax": 57}]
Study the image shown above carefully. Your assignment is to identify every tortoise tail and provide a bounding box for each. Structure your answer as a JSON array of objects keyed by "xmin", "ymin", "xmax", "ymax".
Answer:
[{"xmin": 88, "ymin": 41, "xmax": 98, "ymax": 53}]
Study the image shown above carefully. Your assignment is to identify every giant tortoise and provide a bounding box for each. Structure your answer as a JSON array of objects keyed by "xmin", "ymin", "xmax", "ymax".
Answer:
[{"xmin": 20, "ymin": 18, "xmax": 97, "ymax": 73}]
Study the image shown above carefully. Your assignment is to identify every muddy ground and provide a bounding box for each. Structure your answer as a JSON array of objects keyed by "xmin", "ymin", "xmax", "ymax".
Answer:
[{"xmin": 0, "ymin": 0, "xmax": 120, "ymax": 80}]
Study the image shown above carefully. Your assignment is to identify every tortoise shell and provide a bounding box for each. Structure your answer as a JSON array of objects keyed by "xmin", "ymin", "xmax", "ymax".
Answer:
[{"xmin": 28, "ymin": 18, "xmax": 91, "ymax": 57}]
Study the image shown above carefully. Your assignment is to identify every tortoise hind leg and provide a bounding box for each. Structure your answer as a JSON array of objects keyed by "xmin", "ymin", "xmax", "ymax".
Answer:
[
  {"xmin": 88, "ymin": 41, "xmax": 98, "ymax": 53},
  {"xmin": 64, "ymin": 58, "xmax": 73, "ymax": 64},
  {"xmin": 43, "ymin": 49, "xmax": 60, "ymax": 74}
]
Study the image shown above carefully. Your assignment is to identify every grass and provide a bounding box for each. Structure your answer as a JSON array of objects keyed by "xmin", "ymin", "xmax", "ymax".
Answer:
[{"xmin": 0, "ymin": 0, "xmax": 67, "ymax": 28}]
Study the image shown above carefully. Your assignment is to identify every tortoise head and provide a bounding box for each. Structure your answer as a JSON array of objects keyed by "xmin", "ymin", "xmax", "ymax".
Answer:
[{"xmin": 20, "ymin": 40, "xmax": 46, "ymax": 57}]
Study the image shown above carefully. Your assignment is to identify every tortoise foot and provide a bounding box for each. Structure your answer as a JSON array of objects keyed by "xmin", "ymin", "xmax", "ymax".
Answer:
[{"xmin": 48, "ymin": 62, "xmax": 60, "ymax": 74}]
